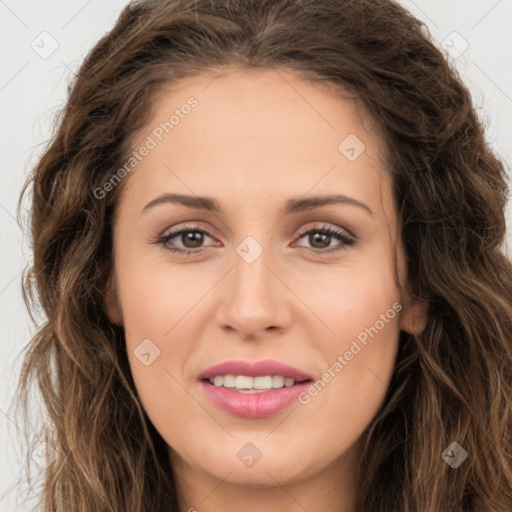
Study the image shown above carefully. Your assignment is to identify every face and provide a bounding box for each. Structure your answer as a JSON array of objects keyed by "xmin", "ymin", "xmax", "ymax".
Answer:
[{"xmin": 107, "ymin": 67, "xmax": 427, "ymax": 496}]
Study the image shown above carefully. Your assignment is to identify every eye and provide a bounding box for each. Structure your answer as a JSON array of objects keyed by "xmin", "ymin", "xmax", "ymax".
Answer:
[
  {"xmin": 293, "ymin": 223, "xmax": 355, "ymax": 254},
  {"xmin": 154, "ymin": 223, "xmax": 217, "ymax": 255},
  {"xmin": 153, "ymin": 222, "xmax": 355, "ymax": 256}
]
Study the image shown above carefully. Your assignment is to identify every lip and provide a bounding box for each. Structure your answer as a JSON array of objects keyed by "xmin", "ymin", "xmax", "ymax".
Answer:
[
  {"xmin": 199, "ymin": 359, "xmax": 314, "ymax": 381},
  {"xmin": 201, "ymin": 380, "xmax": 312, "ymax": 418},
  {"xmin": 199, "ymin": 359, "xmax": 314, "ymax": 419}
]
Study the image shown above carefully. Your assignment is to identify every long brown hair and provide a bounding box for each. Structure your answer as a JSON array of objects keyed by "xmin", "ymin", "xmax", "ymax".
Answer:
[{"xmin": 15, "ymin": 0, "xmax": 512, "ymax": 510}]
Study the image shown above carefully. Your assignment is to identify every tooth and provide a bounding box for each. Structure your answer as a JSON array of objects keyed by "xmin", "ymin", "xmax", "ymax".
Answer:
[
  {"xmin": 223, "ymin": 375, "xmax": 236, "ymax": 387},
  {"xmin": 271, "ymin": 375, "xmax": 285, "ymax": 388},
  {"xmin": 253, "ymin": 375, "xmax": 272, "ymax": 389},
  {"xmin": 212, "ymin": 375, "xmax": 224, "ymax": 386},
  {"xmin": 235, "ymin": 375, "xmax": 253, "ymax": 389},
  {"xmin": 208, "ymin": 374, "xmax": 298, "ymax": 390}
]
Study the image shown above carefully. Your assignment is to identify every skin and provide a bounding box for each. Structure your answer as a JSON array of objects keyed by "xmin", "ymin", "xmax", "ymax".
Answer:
[{"xmin": 106, "ymin": 67, "xmax": 428, "ymax": 512}]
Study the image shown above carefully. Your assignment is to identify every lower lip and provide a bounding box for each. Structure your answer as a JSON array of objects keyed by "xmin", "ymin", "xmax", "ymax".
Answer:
[{"xmin": 201, "ymin": 380, "xmax": 312, "ymax": 418}]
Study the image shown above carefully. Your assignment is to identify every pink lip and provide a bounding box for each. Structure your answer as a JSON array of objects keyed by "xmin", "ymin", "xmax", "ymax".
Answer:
[
  {"xmin": 201, "ymin": 381, "xmax": 312, "ymax": 418},
  {"xmin": 199, "ymin": 359, "xmax": 314, "ymax": 381},
  {"xmin": 199, "ymin": 359, "xmax": 314, "ymax": 418}
]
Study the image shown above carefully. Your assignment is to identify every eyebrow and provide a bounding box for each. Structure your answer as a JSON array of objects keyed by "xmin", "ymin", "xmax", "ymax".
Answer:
[{"xmin": 141, "ymin": 192, "xmax": 374, "ymax": 216}]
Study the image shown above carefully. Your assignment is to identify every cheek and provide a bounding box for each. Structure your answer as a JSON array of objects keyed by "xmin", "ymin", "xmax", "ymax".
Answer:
[
  {"xmin": 116, "ymin": 246, "xmax": 200, "ymax": 338},
  {"xmin": 298, "ymin": 257, "xmax": 401, "ymax": 422},
  {"xmin": 300, "ymin": 251, "xmax": 400, "ymax": 348},
  {"xmin": 113, "ymin": 252, "xmax": 187, "ymax": 404},
  {"xmin": 121, "ymin": 273, "xmax": 194, "ymax": 443}
]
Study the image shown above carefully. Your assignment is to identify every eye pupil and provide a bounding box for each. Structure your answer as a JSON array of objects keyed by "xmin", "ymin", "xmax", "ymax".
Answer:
[
  {"xmin": 310, "ymin": 232, "xmax": 330, "ymax": 249},
  {"xmin": 183, "ymin": 231, "xmax": 204, "ymax": 248}
]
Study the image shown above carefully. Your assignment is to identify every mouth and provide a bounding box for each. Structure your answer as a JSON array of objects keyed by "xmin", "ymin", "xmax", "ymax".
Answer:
[{"xmin": 198, "ymin": 360, "xmax": 314, "ymax": 418}]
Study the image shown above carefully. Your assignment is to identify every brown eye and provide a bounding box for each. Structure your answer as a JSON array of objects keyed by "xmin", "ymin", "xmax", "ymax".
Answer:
[
  {"xmin": 178, "ymin": 230, "xmax": 205, "ymax": 249},
  {"xmin": 156, "ymin": 225, "xmax": 216, "ymax": 255},
  {"xmin": 307, "ymin": 231, "xmax": 333, "ymax": 250},
  {"xmin": 294, "ymin": 224, "xmax": 355, "ymax": 254}
]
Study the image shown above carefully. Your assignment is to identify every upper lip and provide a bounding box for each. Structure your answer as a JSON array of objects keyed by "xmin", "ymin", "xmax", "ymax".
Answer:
[{"xmin": 199, "ymin": 359, "xmax": 314, "ymax": 382}]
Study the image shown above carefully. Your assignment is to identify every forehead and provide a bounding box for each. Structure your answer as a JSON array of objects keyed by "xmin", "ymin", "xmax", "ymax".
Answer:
[
  {"xmin": 119, "ymin": 67, "xmax": 392, "ymax": 219},
  {"xmin": 138, "ymin": 66, "xmax": 381, "ymax": 152}
]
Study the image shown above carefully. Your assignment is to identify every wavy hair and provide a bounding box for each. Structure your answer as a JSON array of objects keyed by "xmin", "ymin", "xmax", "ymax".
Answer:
[{"xmin": 15, "ymin": 0, "xmax": 512, "ymax": 510}]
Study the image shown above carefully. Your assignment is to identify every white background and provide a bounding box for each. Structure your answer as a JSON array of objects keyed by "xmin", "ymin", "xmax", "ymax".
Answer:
[{"xmin": 1, "ymin": 1, "xmax": 511, "ymax": 510}]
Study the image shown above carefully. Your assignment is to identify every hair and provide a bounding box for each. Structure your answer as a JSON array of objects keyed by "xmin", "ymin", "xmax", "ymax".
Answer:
[{"xmin": 14, "ymin": 0, "xmax": 512, "ymax": 510}]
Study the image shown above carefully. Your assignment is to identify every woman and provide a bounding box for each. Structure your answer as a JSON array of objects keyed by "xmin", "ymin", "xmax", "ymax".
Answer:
[{"xmin": 16, "ymin": 0, "xmax": 512, "ymax": 510}]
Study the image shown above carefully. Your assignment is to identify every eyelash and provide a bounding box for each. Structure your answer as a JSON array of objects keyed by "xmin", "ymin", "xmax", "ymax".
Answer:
[{"xmin": 154, "ymin": 222, "xmax": 355, "ymax": 257}]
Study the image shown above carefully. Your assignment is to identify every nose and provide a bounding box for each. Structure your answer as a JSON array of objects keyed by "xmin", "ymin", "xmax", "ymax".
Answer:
[{"xmin": 215, "ymin": 243, "xmax": 293, "ymax": 341}]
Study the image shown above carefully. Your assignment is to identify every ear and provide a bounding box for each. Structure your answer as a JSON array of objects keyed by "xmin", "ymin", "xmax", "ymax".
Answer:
[
  {"xmin": 399, "ymin": 291, "xmax": 428, "ymax": 335},
  {"xmin": 105, "ymin": 273, "xmax": 123, "ymax": 326}
]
